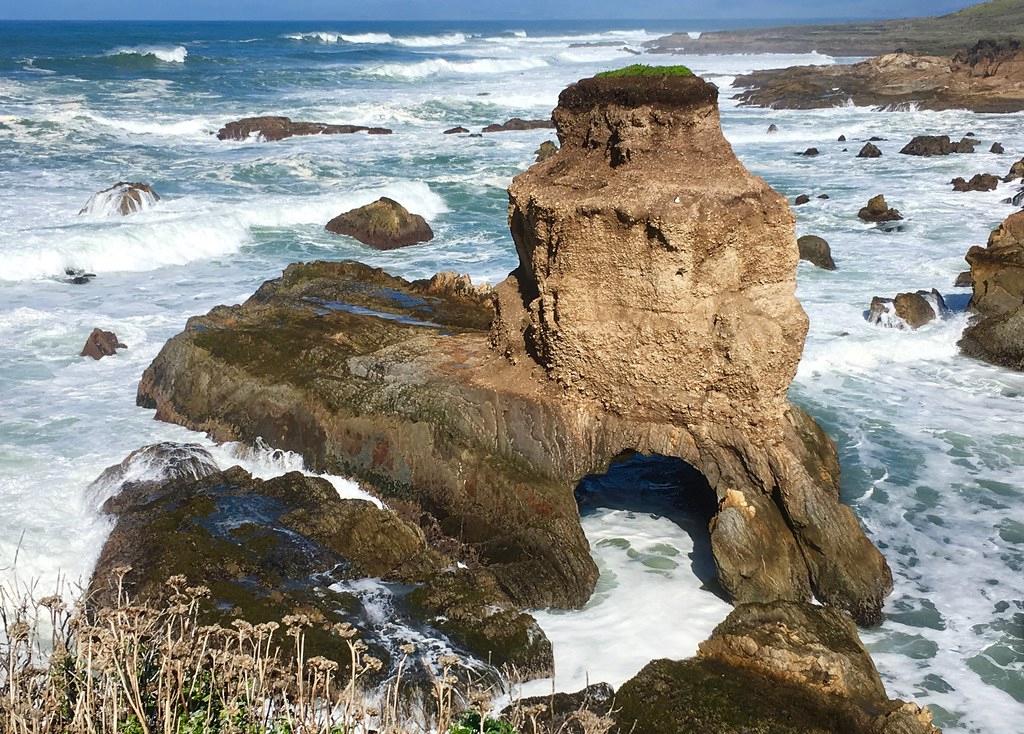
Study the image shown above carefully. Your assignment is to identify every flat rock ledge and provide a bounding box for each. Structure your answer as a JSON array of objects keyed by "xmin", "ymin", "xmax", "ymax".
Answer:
[
  {"xmin": 217, "ymin": 116, "xmax": 392, "ymax": 141},
  {"xmin": 139, "ymin": 73, "xmax": 892, "ymax": 633}
]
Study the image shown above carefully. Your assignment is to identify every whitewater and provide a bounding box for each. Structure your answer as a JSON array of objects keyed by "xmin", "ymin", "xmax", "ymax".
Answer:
[{"xmin": 0, "ymin": 19, "xmax": 1021, "ymax": 733}]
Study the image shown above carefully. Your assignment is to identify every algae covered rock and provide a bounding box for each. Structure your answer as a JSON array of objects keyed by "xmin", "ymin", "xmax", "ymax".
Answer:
[{"xmin": 325, "ymin": 197, "xmax": 434, "ymax": 249}]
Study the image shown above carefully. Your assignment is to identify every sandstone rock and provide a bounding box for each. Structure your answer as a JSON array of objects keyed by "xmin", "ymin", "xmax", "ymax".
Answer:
[
  {"xmin": 858, "ymin": 142, "xmax": 882, "ymax": 158},
  {"xmin": 443, "ymin": 126, "xmax": 469, "ymax": 134},
  {"xmin": 802, "ymin": 147, "xmax": 819, "ymax": 156},
  {"xmin": 858, "ymin": 194, "xmax": 903, "ymax": 222},
  {"xmin": 325, "ymin": 197, "xmax": 433, "ymax": 249},
  {"xmin": 216, "ymin": 116, "xmax": 391, "ymax": 141},
  {"xmin": 80, "ymin": 328, "xmax": 125, "ymax": 359},
  {"xmin": 139, "ymin": 72, "xmax": 892, "ymax": 626},
  {"xmin": 992, "ymin": 142, "xmax": 1005, "ymax": 154},
  {"xmin": 79, "ymin": 182, "xmax": 159, "ymax": 216},
  {"xmin": 1004, "ymin": 157, "xmax": 1024, "ymax": 181},
  {"xmin": 900, "ymin": 134, "xmax": 975, "ymax": 156},
  {"xmin": 534, "ymin": 140, "xmax": 558, "ymax": 162},
  {"xmin": 955, "ymin": 270, "xmax": 972, "ymax": 287},
  {"xmin": 797, "ymin": 235, "xmax": 836, "ymax": 270},
  {"xmin": 951, "ymin": 173, "xmax": 999, "ymax": 191},
  {"xmin": 794, "ymin": 193, "xmax": 811, "ymax": 205},
  {"xmin": 960, "ymin": 211, "xmax": 1024, "ymax": 370},
  {"xmin": 481, "ymin": 117, "xmax": 554, "ymax": 133},
  {"xmin": 867, "ymin": 289, "xmax": 948, "ymax": 329}
]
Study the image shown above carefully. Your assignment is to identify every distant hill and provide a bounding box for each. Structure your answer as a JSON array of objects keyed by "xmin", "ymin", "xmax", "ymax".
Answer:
[{"xmin": 648, "ymin": 0, "xmax": 1024, "ymax": 57}]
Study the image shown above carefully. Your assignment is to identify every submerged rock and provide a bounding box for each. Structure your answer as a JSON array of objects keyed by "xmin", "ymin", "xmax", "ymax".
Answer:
[
  {"xmin": 900, "ymin": 134, "xmax": 975, "ymax": 156},
  {"xmin": 857, "ymin": 142, "xmax": 882, "ymax": 158},
  {"xmin": 443, "ymin": 126, "xmax": 469, "ymax": 134},
  {"xmin": 960, "ymin": 211, "xmax": 1024, "ymax": 370},
  {"xmin": 801, "ymin": 147, "xmax": 819, "ymax": 156},
  {"xmin": 797, "ymin": 235, "xmax": 836, "ymax": 270},
  {"xmin": 216, "ymin": 116, "xmax": 391, "ymax": 142},
  {"xmin": 794, "ymin": 194, "xmax": 810, "ymax": 205},
  {"xmin": 767, "ymin": 123, "xmax": 778, "ymax": 133},
  {"xmin": 139, "ymin": 71, "xmax": 891, "ymax": 626},
  {"xmin": 858, "ymin": 194, "xmax": 903, "ymax": 223},
  {"xmin": 79, "ymin": 182, "xmax": 159, "ymax": 216},
  {"xmin": 951, "ymin": 173, "xmax": 1000, "ymax": 191},
  {"xmin": 992, "ymin": 142, "xmax": 1005, "ymax": 154},
  {"xmin": 80, "ymin": 328, "xmax": 126, "ymax": 360},
  {"xmin": 325, "ymin": 197, "xmax": 434, "ymax": 249},
  {"xmin": 867, "ymin": 289, "xmax": 948, "ymax": 329},
  {"xmin": 534, "ymin": 140, "xmax": 558, "ymax": 162},
  {"xmin": 482, "ymin": 117, "xmax": 554, "ymax": 133},
  {"xmin": 64, "ymin": 267, "xmax": 96, "ymax": 285}
]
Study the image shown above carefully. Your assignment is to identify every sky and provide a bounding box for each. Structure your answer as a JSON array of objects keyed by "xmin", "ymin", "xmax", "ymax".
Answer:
[{"xmin": 0, "ymin": 0, "xmax": 982, "ymax": 21}]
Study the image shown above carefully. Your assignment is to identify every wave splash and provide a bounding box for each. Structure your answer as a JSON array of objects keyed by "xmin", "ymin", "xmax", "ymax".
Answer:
[
  {"xmin": 284, "ymin": 31, "xmax": 466, "ymax": 47},
  {"xmin": 362, "ymin": 56, "xmax": 549, "ymax": 79},
  {"xmin": 105, "ymin": 45, "xmax": 188, "ymax": 63}
]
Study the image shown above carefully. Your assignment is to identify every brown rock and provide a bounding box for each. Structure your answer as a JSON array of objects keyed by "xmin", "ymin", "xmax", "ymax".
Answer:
[
  {"xmin": 802, "ymin": 147, "xmax": 819, "ymax": 156},
  {"xmin": 858, "ymin": 194, "xmax": 903, "ymax": 222},
  {"xmin": 79, "ymin": 182, "xmax": 159, "ymax": 216},
  {"xmin": 443, "ymin": 126, "xmax": 469, "ymax": 134},
  {"xmin": 857, "ymin": 142, "xmax": 882, "ymax": 158},
  {"xmin": 325, "ymin": 197, "xmax": 433, "ymax": 249},
  {"xmin": 481, "ymin": 117, "xmax": 554, "ymax": 133},
  {"xmin": 80, "ymin": 328, "xmax": 126, "ymax": 360},
  {"xmin": 900, "ymin": 134, "xmax": 975, "ymax": 156},
  {"xmin": 951, "ymin": 173, "xmax": 999, "ymax": 191},
  {"xmin": 534, "ymin": 140, "xmax": 558, "ymax": 162},
  {"xmin": 794, "ymin": 194, "xmax": 811, "ymax": 205},
  {"xmin": 960, "ymin": 211, "xmax": 1024, "ymax": 369},
  {"xmin": 216, "ymin": 116, "xmax": 391, "ymax": 142},
  {"xmin": 1004, "ymin": 157, "xmax": 1024, "ymax": 181},
  {"xmin": 955, "ymin": 270, "xmax": 972, "ymax": 287},
  {"xmin": 797, "ymin": 235, "xmax": 836, "ymax": 270},
  {"xmin": 867, "ymin": 289, "xmax": 947, "ymax": 329}
]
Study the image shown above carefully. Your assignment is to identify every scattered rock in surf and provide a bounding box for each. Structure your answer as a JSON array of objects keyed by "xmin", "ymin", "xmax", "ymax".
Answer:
[
  {"xmin": 79, "ymin": 182, "xmax": 159, "ymax": 217},
  {"xmin": 797, "ymin": 235, "xmax": 836, "ymax": 270},
  {"xmin": 838, "ymin": 134, "xmax": 846, "ymax": 141},
  {"xmin": 794, "ymin": 194, "xmax": 811, "ymax": 205},
  {"xmin": 868, "ymin": 136, "xmax": 885, "ymax": 141},
  {"xmin": 991, "ymin": 142, "xmax": 1005, "ymax": 154},
  {"xmin": 817, "ymin": 193, "xmax": 830, "ymax": 199},
  {"xmin": 1003, "ymin": 157, "xmax": 1024, "ymax": 181},
  {"xmin": 801, "ymin": 147, "xmax": 819, "ymax": 156},
  {"xmin": 325, "ymin": 197, "xmax": 433, "ymax": 250},
  {"xmin": 951, "ymin": 173, "xmax": 999, "ymax": 192},
  {"xmin": 443, "ymin": 126, "xmax": 469, "ymax": 134},
  {"xmin": 857, "ymin": 142, "xmax": 882, "ymax": 158},
  {"xmin": 81, "ymin": 328, "xmax": 126, "ymax": 360},
  {"xmin": 216, "ymin": 116, "xmax": 391, "ymax": 142},
  {"xmin": 1002, "ymin": 187, "xmax": 1024, "ymax": 207},
  {"xmin": 535, "ymin": 140, "xmax": 558, "ymax": 162},
  {"xmin": 858, "ymin": 194, "xmax": 903, "ymax": 223},
  {"xmin": 767, "ymin": 123, "xmax": 778, "ymax": 133},
  {"xmin": 481, "ymin": 117, "xmax": 555, "ymax": 133},
  {"xmin": 867, "ymin": 289, "xmax": 948, "ymax": 329},
  {"xmin": 899, "ymin": 134, "xmax": 975, "ymax": 156},
  {"xmin": 64, "ymin": 267, "xmax": 96, "ymax": 285},
  {"xmin": 966, "ymin": 132, "xmax": 976, "ymax": 137},
  {"xmin": 955, "ymin": 270, "xmax": 972, "ymax": 287}
]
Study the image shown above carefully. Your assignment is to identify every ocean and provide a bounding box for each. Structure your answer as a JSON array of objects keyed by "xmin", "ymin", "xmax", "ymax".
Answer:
[{"xmin": 0, "ymin": 19, "xmax": 1021, "ymax": 733}]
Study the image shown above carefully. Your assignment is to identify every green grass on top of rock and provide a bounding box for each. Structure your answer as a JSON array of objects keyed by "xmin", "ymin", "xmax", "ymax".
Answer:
[{"xmin": 595, "ymin": 64, "xmax": 694, "ymax": 78}]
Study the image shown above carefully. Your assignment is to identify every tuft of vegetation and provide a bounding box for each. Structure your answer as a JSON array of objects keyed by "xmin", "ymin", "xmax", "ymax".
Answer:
[{"xmin": 595, "ymin": 64, "xmax": 693, "ymax": 78}]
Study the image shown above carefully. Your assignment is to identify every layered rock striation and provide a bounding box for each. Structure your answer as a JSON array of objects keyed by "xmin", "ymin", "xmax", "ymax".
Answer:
[{"xmin": 138, "ymin": 73, "xmax": 892, "ymax": 626}]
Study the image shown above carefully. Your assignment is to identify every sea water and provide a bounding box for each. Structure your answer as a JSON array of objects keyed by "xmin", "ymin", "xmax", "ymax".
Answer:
[{"xmin": 0, "ymin": 20, "xmax": 1021, "ymax": 732}]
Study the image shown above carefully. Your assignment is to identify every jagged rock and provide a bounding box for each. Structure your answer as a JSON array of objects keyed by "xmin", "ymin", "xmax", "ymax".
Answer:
[
  {"xmin": 951, "ymin": 173, "xmax": 999, "ymax": 191},
  {"xmin": 900, "ymin": 134, "xmax": 975, "ymax": 156},
  {"xmin": 443, "ymin": 126, "xmax": 469, "ymax": 134},
  {"xmin": 79, "ymin": 182, "xmax": 159, "ymax": 216},
  {"xmin": 797, "ymin": 235, "xmax": 836, "ymax": 270},
  {"xmin": 867, "ymin": 289, "xmax": 948, "ymax": 329},
  {"xmin": 216, "ymin": 116, "xmax": 391, "ymax": 142},
  {"xmin": 768, "ymin": 123, "xmax": 778, "ymax": 133},
  {"xmin": 325, "ymin": 197, "xmax": 433, "ymax": 249},
  {"xmin": 794, "ymin": 194, "xmax": 811, "ymax": 205},
  {"xmin": 838, "ymin": 134, "xmax": 847, "ymax": 141},
  {"xmin": 138, "ymin": 72, "xmax": 892, "ymax": 626},
  {"xmin": 1004, "ymin": 187, "xmax": 1024, "ymax": 207},
  {"xmin": 960, "ymin": 211, "xmax": 1024, "ymax": 370},
  {"xmin": 481, "ymin": 117, "xmax": 554, "ymax": 133},
  {"xmin": 1004, "ymin": 157, "xmax": 1024, "ymax": 181},
  {"xmin": 802, "ymin": 147, "xmax": 819, "ymax": 156},
  {"xmin": 80, "ymin": 328, "xmax": 126, "ymax": 360},
  {"xmin": 64, "ymin": 267, "xmax": 96, "ymax": 285},
  {"xmin": 955, "ymin": 270, "xmax": 973, "ymax": 287},
  {"xmin": 534, "ymin": 140, "xmax": 558, "ymax": 162},
  {"xmin": 858, "ymin": 194, "xmax": 903, "ymax": 222},
  {"xmin": 504, "ymin": 683, "xmax": 616, "ymax": 734},
  {"xmin": 992, "ymin": 142, "xmax": 1005, "ymax": 154},
  {"xmin": 858, "ymin": 142, "xmax": 882, "ymax": 158},
  {"xmin": 613, "ymin": 602, "xmax": 940, "ymax": 734}
]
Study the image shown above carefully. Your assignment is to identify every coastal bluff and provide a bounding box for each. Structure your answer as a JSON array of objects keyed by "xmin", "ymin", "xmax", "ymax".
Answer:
[{"xmin": 136, "ymin": 72, "xmax": 892, "ymax": 629}]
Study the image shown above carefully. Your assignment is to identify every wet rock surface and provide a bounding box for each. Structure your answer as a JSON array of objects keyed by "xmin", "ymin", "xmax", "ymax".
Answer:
[
  {"xmin": 901, "ymin": 134, "xmax": 976, "ymax": 156},
  {"xmin": 960, "ymin": 211, "xmax": 1024, "ymax": 370},
  {"xmin": 216, "ymin": 116, "xmax": 392, "ymax": 141},
  {"xmin": 325, "ymin": 197, "xmax": 434, "ymax": 249},
  {"xmin": 952, "ymin": 173, "xmax": 1000, "ymax": 191},
  {"xmin": 858, "ymin": 142, "xmax": 882, "ymax": 158},
  {"xmin": 482, "ymin": 117, "xmax": 554, "ymax": 133},
  {"xmin": 79, "ymin": 182, "xmax": 159, "ymax": 216},
  {"xmin": 534, "ymin": 140, "xmax": 558, "ymax": 162},
  {"xmin": 859, "ymin": 194, "xmax": 903, "ymax": 223},
  {"xmin": 798, "ymin": 235, "xmax": 836, "ymax": 270},
  {"xmin": 868, "ymin": 289, "xmax": 948, "ymax": 329},
  {"xmin": 80, "ymin": 328, "xmax": 126, "ymax": 359}
]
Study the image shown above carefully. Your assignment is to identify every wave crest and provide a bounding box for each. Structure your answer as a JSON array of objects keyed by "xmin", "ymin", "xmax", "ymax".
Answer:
[{"xmin": 105, "ymin": 45, "xmax": 188, "ymax": 63}]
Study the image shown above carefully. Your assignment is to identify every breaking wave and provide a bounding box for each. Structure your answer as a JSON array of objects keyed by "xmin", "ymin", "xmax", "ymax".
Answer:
[{"xmin": 105, "ymin": 45, "xmax": 188, "ymax": 63}]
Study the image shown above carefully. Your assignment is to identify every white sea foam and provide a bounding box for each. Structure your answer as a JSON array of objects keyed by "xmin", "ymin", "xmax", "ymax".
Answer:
[
  {"xmin": 79, "ymin": 183, "xmax": 160, "ymax": 218},
  {"xmin": 105, "ymin": 45, "xmax": 188, "ymax": 63},
  {"xmin": 284, "ymin": 31, "xmax": 465, "ymax": 46},
  {"xmin": 362, "ymin": 56, "xmax": 549, "ymax": 79}
]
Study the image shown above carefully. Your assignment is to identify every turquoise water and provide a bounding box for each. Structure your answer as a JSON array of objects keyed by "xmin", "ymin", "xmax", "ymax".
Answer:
[{"xmin": 0, "ymin": 20, "xmax": 1022, "ymax": 732}]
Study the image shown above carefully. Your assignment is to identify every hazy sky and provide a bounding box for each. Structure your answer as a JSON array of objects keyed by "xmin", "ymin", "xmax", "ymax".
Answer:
[{"xmin": 0, "ymin": 0, "xmax": 981, "ymax": 21}]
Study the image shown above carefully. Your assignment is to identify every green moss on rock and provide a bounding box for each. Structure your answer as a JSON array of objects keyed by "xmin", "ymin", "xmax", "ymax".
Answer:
[{"xmin": 595, "ymin": 64, "xmax": 693, "ymax": 78}]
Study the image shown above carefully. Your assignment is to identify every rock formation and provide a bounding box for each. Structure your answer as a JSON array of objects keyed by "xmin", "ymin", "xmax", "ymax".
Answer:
[
  {"xmin": 798, "ymin": 235, "xmax": 836, "ymax": 270},
  {"xmin": 79, "ymin": 182, "xmax": 159, "ymax": 216},
  {"xmin": 81, "ymin": 328, "xmax": 126, "ymax": 359},
  {"xmin": 325, "ymin": 197, "xmax": 434, "ymax": 249},
  {"xmin": 482, "ymin": 118, "xmax": 555, "ymax": 133},
  {"xmin": 858, "ymin": 194, "xmax": 903, "ymax": 223},
  {"xmin": 1004, "ymin": 157, "xmax": 1024, "ymax": 181},
  {"xmin": 794, "ymin": 194, "xmax": 810, "ymax": 205},
  {"xmin": 216, "ymin": 116, "xmax": 392, "ymax": 142},
  {"xmin": 900, "ymin": 135, "xmax": 975, "ymax": 156},
  {"xmin": 951, "ymin": 173, "xmax": 999, "ymax": 192},
  {"xmin": 444, "ymin": 126, "xmax": 469, "ymax": 134},
  {"xmin": 801, "ymin": 147, "xmax": 819, "ymax": 156},
  {"xmin": 732, "ymin": 42, "xmax": 1024, "ymax": 113},
  {"xmin": 857, "ymin": 142, "xmax": 882, "ymax": 158},
  {"xmin": 959, "ymin": 211, "xmax": 1024, "ymax": 370},
  {"xmin": 534, "ymin": 140, "xmax": 558, "ymax": 162},
  {"xmin": 992, "ymin": 142, "xmax": 1005, "ymax": 154},
  {"xmin": 867, "ymin": 290, "xmax": 948, "ymax": 329},
  {"xmin": 138, "ymin": 71, "xmax": 892, "ymax": 626}
]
